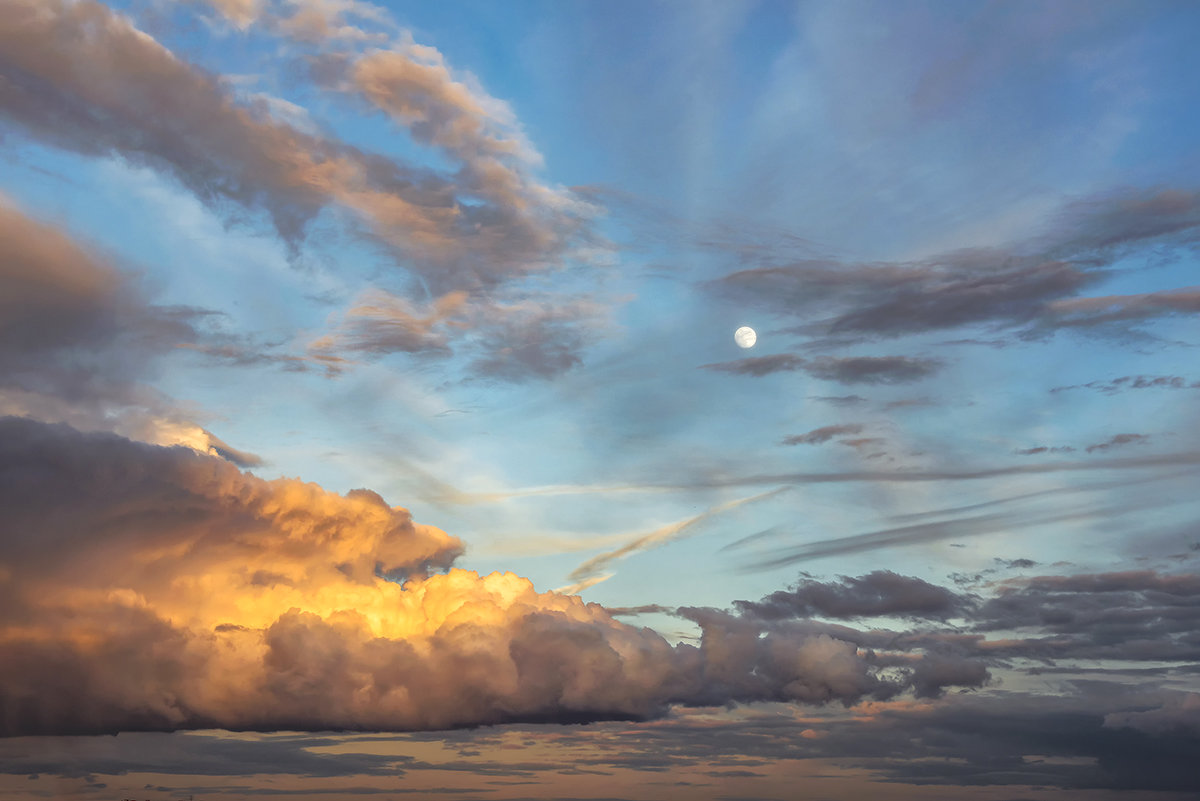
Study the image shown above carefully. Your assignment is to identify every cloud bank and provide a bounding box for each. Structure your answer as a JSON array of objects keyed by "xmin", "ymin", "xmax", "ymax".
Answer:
[{"xmin": 0, "ymin": 417, "xmax": 991, "ymax": 736}]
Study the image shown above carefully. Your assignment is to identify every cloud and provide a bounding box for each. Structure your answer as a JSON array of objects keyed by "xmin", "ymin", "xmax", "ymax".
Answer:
[
  {"xmin": 1051, "ymin": 374, "xmax": 1200, "ymax": 394},
  {"xmin": 736, "ymin": 500, "xmax": 1158, "ymax": 571},
  {"xmin": 199, "ymin": 0, "xmax": 263, "ymax": 29},
  {"xmin": 0, "ymin": 418, "xmax": 991, "ymax": 736},
  {"xmin": 1106, "ymin": 693, "xmax": 1200, "ymax": 736},
  {"xmin": 0, "ymin": 0, "xmax": 615, "ymax": 383},
  {"xmin": 781, "ymin": 424, "xmax": 865, "ymax": 446},
  {"xmin": 732, "ymin": 571, "xmax": 971, "ymax": 621},
  {"xmin": 1085, "ymin": 433, "xmax": 1149, "ymax": 453},
  {"xmin": 810, "ymin": 394, "xmax": 867, "ymax": 406},
  {"xmin": 1042, "ymin": 287, "xmax": 1200, "ymax": 329},
  {"xmin": 310, "ymin": 290, "xmax": 466, "ymax": 358},
  {"xmin": 276, "ymin": 0, "xmax": 394, "ymax": 43},
  {"xmin": 703, "ymin": 354, "xmax": 941, "ymax": 384},
  {"xmin": 310, "ymin": 289, "xmax": 611, "ymax": 381},
  {"xmin": 0, "ymin": 197, "xmax": 193, "ymax": 407},
  {"xmin": 708, "ymin": 187, "xmax": 1200, "ymax": 345},
  {"xmin": 559, "ymin": 490, "xmax": 786, "ymax": 594},
  {"xmin": 0, "ymin": 0, "xmax": 596, "ymax": 292},
  {"xmin": 807, "ymin": 356, "xmax": 942, "ymax": 384},
  {"xmin": 702, "ymin": 354, "xmax": 806, "ymax": 377},
  {"xmin": 0, "ymin": 196, "xmax": 265, "ymax": 462}
]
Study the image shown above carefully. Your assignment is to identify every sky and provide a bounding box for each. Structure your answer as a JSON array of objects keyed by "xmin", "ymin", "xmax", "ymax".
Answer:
[{"xmin": 1, "ymin": 0, "xmax": 1200, "ymax": 799}]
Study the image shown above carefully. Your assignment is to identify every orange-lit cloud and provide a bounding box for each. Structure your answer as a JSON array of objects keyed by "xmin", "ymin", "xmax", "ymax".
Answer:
[
  {"xmin": 0, "ymin": 417, "xmax": 988, "ymax": 736},
  {"xmin": 0, "ymin": 0, "xmax": 595, "ymax": 293}
]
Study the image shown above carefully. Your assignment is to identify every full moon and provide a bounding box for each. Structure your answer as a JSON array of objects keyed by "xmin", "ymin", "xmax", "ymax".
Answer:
[{"xmin": 734, "ymin": 326, "xmax": 757, "ymax": 349}]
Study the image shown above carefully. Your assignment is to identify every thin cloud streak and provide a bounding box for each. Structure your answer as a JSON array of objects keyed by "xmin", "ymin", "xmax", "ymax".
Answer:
[
  {"xmin": 435, "ymin": 450, "xmax": 1200, "ymax": 503},
  {"xmin": 737, "ymin": 497, "xmax": 1177, "ymax": 571},
  {"xmin": 558, "ymin": 489, "xmax": 789, "ymax": 594}
]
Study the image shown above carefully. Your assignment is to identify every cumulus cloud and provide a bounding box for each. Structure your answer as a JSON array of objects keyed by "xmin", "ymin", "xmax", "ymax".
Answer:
[{"xmin": 0, "ymin": 418, "xmax": 991, "ymax": 736}]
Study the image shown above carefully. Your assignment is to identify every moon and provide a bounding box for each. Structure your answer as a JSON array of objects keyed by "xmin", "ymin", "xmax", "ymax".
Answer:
[{"xmin": 734, "ymin": 326, "xmax": 757, "ymax": 349}]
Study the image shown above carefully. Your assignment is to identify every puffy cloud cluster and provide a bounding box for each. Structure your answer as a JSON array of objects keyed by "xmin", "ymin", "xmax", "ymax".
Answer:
[{"xmin": 0, "ymin": 417, "xmax": 992, "ymax": 736}]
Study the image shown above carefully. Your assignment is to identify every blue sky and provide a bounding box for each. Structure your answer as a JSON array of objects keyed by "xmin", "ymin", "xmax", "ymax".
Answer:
[{"xmin": 2, "ymin": 1, "xmax": 1200, "ymax": 799}]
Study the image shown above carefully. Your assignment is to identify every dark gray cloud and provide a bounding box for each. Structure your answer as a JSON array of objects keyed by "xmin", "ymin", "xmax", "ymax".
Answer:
[
  {"xmin": 810, "ymin": 394, "xmax": 868, "ymax": 406},
  {"xmin": 0, "ymin": 198, "xmax": 264, "ymax": 461},
  {"xmin": 1085, "ymin": 433, "xmax": 1150, "ymax": 453},
  {"xmin": 702, "ymin": 354, "xmax": 806, "ymax": 377},
  {"xmin": 0, "ymin": 199, "xmax": 195, "ymax": 407},
  {"xmin": 1052, "ymin": 375, "xmax": 1200, "ymax": 393},
  {"xmin": 781, "ymin": 424, "xmax": 865, "ymax": 446},
  {"xmin": 721, "ymin": 565, "xmax": 1200, "ymax": 676},
  {"xmin": 1014, "ymin": 445, "xmax": 1076, "ymax": 455},
  {"xmin": 703, "ymin": 355, "xmax": 941, "ymax": 384},
  {"xmin": 732, "ymin": 571, "xmax": 970, "ymax": 621},
  {"xmin": 805, "ymin": 356, "xmax": 942, "ymax": 384},
  {"xmin": 709, "ymin": 187, "xmax": 1200, "ymax": 345},
  {"xmin": 883, "ymin": 396, "xmax": 938, "ymax": 410}
]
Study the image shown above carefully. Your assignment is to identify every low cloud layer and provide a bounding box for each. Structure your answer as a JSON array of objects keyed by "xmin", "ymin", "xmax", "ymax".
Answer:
[
  {"xmin": 733, "ymin": 570, "xmax": 970, "ymax": 621},
  {"xmin": 0, "ymin": 418, "xmax": 989, "ymax": 736}
]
